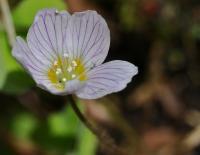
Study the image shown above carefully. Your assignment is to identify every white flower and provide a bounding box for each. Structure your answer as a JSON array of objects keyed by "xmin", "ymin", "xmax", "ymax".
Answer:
[{"xmin": 12, "ymin": 9, "xmax": 138, "ymax": 99}]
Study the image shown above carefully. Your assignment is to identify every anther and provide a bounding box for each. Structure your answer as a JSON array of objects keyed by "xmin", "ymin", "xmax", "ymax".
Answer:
[
  {"xmin": 67, "ymin": 66, "xmax": 72, "ymax": 72},
  {"xmin": 54, "ymin": 61, "xmax": 58, "ymax": 66},
  {"xmin": 64, "ymin": 53, "xmax": 69, "ymax": 58},
  {"xmin": 72, "ymin": 74, "xmax": 76, "ymax": 78},
  {"xmin": 62, "ymin": 78, "xmax": 67, "ymax": 82},
  {"xmin": 56, "ymin": 68, "xmax": 62, "ymax": 75},
  {"xmin": 72, "ymin": 60, "xmax": 77, "ymax": 67}
]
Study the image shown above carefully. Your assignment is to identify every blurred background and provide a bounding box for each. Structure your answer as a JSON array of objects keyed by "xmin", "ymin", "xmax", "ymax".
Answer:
[{"xmin": 0, "ymin": 0, "xmax": 200, "ymax": 155}]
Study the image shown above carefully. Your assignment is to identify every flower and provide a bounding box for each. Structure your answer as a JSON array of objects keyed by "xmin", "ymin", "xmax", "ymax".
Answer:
[{"xmin": 12, "ymin": 9, "xmax": 138, "ymax": 99}]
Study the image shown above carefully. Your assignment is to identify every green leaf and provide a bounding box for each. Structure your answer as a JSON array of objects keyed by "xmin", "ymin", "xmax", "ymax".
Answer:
[
  {"xmin": 0, "ymin": 31, "xmax": 34, "ymax": 94},
  {"xmin": 0, "ymin": 33, "xmax": 7, "ymax": 89},
  {"xmin": 48, "ymin": 105, "xmax": 79, "ymax": 137},
  {"xmin": 77, "ymin": 125, "xmax": 97, "ymax": 155},
  {"xmin": 2, "ymin": 70, "xmax": 34, "ymax": 94},
  {"xmin": 12, "ymin": 0, "xmax": 66, "ymax": 28},
  {"xmin": 11, "ymin": 113, "xmax": 38, "ymax": 140},
  {"xmin": 0, "ymin": 31, "xmax": 19, "ymax": 89}
]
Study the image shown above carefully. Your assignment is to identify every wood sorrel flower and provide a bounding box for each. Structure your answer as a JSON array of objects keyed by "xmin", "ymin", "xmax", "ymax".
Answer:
[{"xmin": 12, "ymin": 9, "xmax": 138, "ymax": 99}]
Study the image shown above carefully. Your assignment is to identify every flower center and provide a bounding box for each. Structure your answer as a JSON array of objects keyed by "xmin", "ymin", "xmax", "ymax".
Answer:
[{"xmin": 47, "ymin": 54, "xmax": 87, "ymax": 90}]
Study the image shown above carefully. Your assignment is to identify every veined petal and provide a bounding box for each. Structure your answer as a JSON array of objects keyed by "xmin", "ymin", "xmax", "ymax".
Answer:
[
  {"xmin": 12, "ymin": 9, "xmax": 138, "ymax": 98},
  {"xmin": 12, "ymin": 37, "xmax": 84, "ymax": 95},
  {"xmin": 34, "ymin": 8, "xmax": 57, "ymax": 23},
  {"xmin": 39, "ymin": 79, "xmax": 84, "ymax": 96},
  {"xmin": 65, "ymin": 10, "xmax": 110, "ymax": 69},
  {"xmin": 12, "ymin": 37, "xmax": 49, "ymax": 85},
  {"xmin": 27, "ymin": 9, "xmax": 70, "ymax": 63},
  {"xmin": 75, "ymin": 60, "xmax": 138, "ymax": 99}
]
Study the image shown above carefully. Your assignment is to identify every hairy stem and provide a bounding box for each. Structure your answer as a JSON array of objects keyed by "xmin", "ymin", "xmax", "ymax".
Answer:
[
  {"xmin": 68, "ymin": 95, "xmax": 126, "ymax": 155},
  {"xmin": 68, "ymin": 95, "xmax": 97, "ymax": 135}
]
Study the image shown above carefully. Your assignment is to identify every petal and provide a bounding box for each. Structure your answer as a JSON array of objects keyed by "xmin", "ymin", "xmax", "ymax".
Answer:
[
  {"xmin": 65, "ymin": 10, "xmax": 110, "ymax": 69},
  {"xmin": 34, "ymin": 8, "xmax": 57, "ymax": 23},
  {"xmin": 12, "ymin": 37, "xmax": 49, "ymax": 85},
  {"xmin": 27, "ymin": 9, "xmax": 70, "ymax": 64},
  {"xmin": 12, "ymin": 37, "xmax": 83, "ymax": 96},
  {"xmin": 75, "ymin": 60, "xmax": 138, "ymax": 99},
  {"xmin": 40, "ymin": 79, "xmax": 84, "ymax": 96}
]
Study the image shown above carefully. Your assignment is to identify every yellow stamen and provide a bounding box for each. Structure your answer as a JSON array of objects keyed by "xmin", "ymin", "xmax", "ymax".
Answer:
[{"xmin": 47, "ymin": 56, "xmax": 87, "ymax": 90}]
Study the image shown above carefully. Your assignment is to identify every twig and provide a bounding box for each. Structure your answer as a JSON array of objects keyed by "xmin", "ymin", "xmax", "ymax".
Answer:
[
  {"xmin": 0, "ymin": 0, "xmax": 16, "ymax": 46},
  {"xmin": 68, "ymin": 95, "xmax": 127, "ymax": 155}
]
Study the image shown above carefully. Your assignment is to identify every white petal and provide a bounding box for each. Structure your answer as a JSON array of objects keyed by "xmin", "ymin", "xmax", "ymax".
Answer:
[
  {"xmin": 12, "ymin": 37, "xmax": 49, "ymax": 85},
  {"xmin": 12, "ymin": 37, "xmax": 83, "ymax": 96},
  {"xmin": 75, "ymin": 60, "xmax": 138, "ymax": 99},
  {"xmin": 64, "ymin": 79, "xmax": 84, "ymax": 94},
  {"xmin": 34, "ymin": 8, "xmax": 57, "ymax": 23},
  {"xmin": 27, "ymin": 9, "xmax": 70, "ymax": 63},
  {"xmin": 65, "ymin": 10, "xmax": 110, "ymax": 68},
  {"xmin": 39, "ymin": 79, "xmax": 84, "ymax": 96}
]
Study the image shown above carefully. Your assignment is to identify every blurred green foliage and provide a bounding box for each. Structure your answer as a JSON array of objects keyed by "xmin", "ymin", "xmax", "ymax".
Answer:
[
  {"xmin": 0, "ymin": 0, "xmax": 97, "ymax": 155},
  {"xmin": 0, "ymin": 0, "xmax": 200, "ymax": 154},
  {"xmin": 0, "ymin": 31, "xmax": 34, "ymax": 95},
  {"xmin": 12, "ymin": 0, "xmax": 66, "ymax": 28},
  {"xmin": 11, "ymin": 112, "xmax": 38, "ymax": 140}
]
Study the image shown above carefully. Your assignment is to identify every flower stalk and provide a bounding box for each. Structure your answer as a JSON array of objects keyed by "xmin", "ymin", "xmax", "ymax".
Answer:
[
  {"xmin": 68, "ymin": 95, "xmax": 126, "ymax": 155},
  {"xmin": 68, "ymin": 95, "xmax": 96, "ymax": 135}
]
